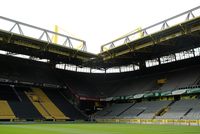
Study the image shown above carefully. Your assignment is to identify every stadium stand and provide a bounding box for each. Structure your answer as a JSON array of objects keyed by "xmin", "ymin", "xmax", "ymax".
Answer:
[
  {"xmin": 160, "ymin": 67, "xmax": 200, "ymax": 91},
  {"xmin": 0, "ymin": 100, "xmax": 16, "ymax": 120},
  {"xmin": 25, "ymin": 90, "xmax": 54, "ymax": 120},
  {"xmin": 95, "ymin": 103, "xmax": 134, "ymax": 119},
  {"xmin": 112, "ymin": 76, "xmax": 157, "ymax": 96},
  {"xmin": 0, "ymin": 53, "xmax": 200, "ymax": 98},
  {"xmin": 7, "ymin": 87, "xmax": 44, "ymax": 120},
  {"xmin": 43, "ymin": 88, "xmax": 88, "ymax": 120},
  {"xmin": 157, "ymin": 99, "xmax": 200, "ymax": 119},
  {"xmin": 135, "ymin": 100, "xmax": 172, "ymax": 119},
  {"xmin": 0, "ymin": 53, "xmax": 200, "ymax": 122},
  {"xmin": 26, "ymin": 88, "xmax": 68, "ymax": 120},
  {"xmin": 0, "ymin": 6, "xmax": 200, "ymax": 124},
  {"xmin": 95, "ymin": 100, "xmax": 172, "ymax": 119},
  {"xmin": 0, "ymin": 54, "xmax": 61, "ymax": 87},
  {"xmin": 109, "ymin": 65, "xmax": 200, "ymax": 97},
  {"xmin": 184, "ymin": 107, "xmax": 200, "ymax": 120},
  {"xmin": 94, "ymin": 98, "xmax": 200, "ymax": 121},
  {"xmin": 0, "ymin": 85, "xmax": 19, "ymax": 101}
]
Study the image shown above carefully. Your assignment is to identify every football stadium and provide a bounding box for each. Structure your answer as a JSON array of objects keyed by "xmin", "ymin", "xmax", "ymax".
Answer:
[{"xmin": 0, "ymin": 4, "xmax": 200, "ymax": 134}]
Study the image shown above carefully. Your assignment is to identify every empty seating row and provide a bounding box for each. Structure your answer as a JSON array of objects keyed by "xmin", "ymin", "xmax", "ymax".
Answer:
[
  {"xmin": 43, "ymin": 89, "xmax": 87, "ymax": 120},
  {"xmin": 0, "ymin": 100, "xmax": 16, "ymax": 120},
  {"xmin": 157, "ymin": 99, "xmax": 200, "ymax": 119},
  {"xmin": 120, "ymin": 100, "xmax": 172, "ymax": 119},
  {"xmin": 26, "ymin": 88, "xmax": 68, "ymax": 120},
  {"xmin": 95, "ymin": 103, "xmax": 133, "ymax": 119},
  {"xmin": 94, "ymin": 99, "xmax": 200, "ymax": 120},
  {"xmin": 0, "ymin": 85, "xmax": 87, "ymax": 121}
]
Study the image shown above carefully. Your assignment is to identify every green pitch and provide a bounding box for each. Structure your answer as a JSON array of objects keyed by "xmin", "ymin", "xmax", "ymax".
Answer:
[{"xmin": 0, "ymin": 123, "xmax": 200, "ymax": 134}]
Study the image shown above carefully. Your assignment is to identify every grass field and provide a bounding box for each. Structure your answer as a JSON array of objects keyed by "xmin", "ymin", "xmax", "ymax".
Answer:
[{"xmin": 0, "ymin": 123, "xmax": 200, "ymax": 134}]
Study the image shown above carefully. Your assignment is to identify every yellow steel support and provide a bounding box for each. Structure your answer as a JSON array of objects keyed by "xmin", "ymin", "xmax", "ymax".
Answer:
[
  {"xmin": 52, "ymin": 25, "xmax": 58, "ymax": 44},
  {"xmin": 52, "ymin": 25, "xmax": 84, "ymax": 50}
]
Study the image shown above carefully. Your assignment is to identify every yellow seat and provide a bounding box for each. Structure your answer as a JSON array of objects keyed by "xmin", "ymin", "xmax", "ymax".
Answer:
[
  {"xmin": 0, "ymin": 100, "xmax": 16, "ymax": 119},
  {"xmin": 25, "ymin": 88, "xmax": 69, "ymax": 120}
]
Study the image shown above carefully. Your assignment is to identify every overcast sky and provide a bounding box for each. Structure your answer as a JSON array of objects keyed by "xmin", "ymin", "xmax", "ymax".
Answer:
[{"xmin": 0, "ymin": 0, "xmax": 199, "ymax": 53}]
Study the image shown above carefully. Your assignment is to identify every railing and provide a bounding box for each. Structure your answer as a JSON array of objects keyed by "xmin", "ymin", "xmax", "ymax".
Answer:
[
  {"xmin": 101, "ymin": 6, "xmax": 200, "ymax": 52},
  {"xmin": 0, "ymin": 16, "xmax": 87, "ymax": 51}
]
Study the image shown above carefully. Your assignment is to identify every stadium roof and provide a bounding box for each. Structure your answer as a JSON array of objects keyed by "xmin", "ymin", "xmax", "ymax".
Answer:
[
  {"xmin": 96, "ymin": 16, "xmax": 200, "ymax": 68},
  {"xmin": 0, "ymin": 6, "xmax": 200, "ymax": 68}
]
